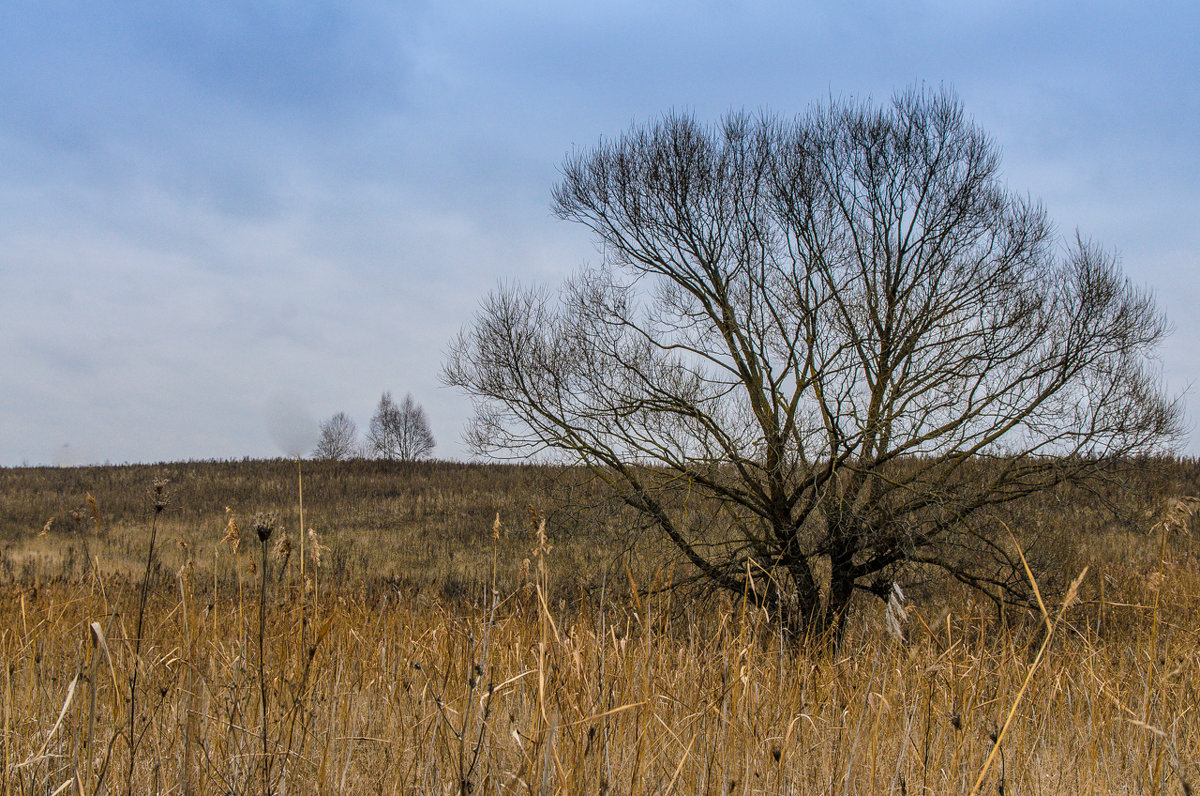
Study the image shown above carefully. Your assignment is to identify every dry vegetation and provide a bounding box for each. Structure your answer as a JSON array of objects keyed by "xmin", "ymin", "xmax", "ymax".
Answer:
[{"xmin": 1, "ymin": 457, "xmax": 1198, "ymax": 794}]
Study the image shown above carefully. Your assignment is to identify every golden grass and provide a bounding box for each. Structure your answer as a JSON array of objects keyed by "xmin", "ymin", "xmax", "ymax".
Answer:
[
  {"xmin": 0, "ymin": 458, "xmax": 1198, "ymax": 794},
  {"xmin": 0, "ymin": 459, "xmax": 623, "ymax": 598},
  {"xmin": 3, "ymin": 560, "xmax": 1199, "ymax": 794}
]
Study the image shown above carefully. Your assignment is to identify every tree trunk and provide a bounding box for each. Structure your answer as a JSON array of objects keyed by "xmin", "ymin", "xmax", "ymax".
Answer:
[
  {"xmin": 824, "ymin": 541, "xmax": 857, "ymax": 647},
  {"xmin": 778, "ymin": 552, "xmax": 824, "ymax": 644}
]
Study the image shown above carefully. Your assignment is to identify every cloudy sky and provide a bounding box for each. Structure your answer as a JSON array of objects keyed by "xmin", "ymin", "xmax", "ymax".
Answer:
[{"xmin": 1, "ymin": 1, "xmax": 1197, "ymax": 465}]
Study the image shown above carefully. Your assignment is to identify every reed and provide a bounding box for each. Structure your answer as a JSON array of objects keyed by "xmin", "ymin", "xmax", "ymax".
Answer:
[{"xmin": 0, "ymin": 459, "xmax": 1197, "ymax": 794}]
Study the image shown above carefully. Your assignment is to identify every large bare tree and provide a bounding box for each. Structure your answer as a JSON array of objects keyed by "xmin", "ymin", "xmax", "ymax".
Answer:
[{"xmin": 445, "ymin": 88, "xmax": 1181, "ymax": 639}]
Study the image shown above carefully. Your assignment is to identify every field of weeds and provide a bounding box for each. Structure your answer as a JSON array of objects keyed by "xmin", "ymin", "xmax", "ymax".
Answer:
[{"xmin": 0, "ymin": 458, "xmax": 1198, "ymax": 794}]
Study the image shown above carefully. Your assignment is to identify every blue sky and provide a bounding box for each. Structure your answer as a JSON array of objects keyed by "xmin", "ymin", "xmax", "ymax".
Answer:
[{"xmin": 1, "ymin": 1, "xmax": 1197, "ymax": 465}]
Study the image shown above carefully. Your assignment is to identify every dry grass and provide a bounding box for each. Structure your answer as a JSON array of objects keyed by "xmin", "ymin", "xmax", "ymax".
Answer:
[
  {"xmin": 0, "ymin": 459, "xmax": 629, "ymax": 604},
  {"xmin": 0, "ymin": 458, "xmax": 1198, "ymax": 794}
]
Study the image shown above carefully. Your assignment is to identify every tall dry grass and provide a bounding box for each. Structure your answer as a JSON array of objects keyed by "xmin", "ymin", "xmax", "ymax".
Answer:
[
  {"xmin": 4, "ymin": 563, "xmax": 1199, "ymax": 793},
  {"xmin": 0, "ymin": 459, "xmax": 1198, "ymax": 793}
]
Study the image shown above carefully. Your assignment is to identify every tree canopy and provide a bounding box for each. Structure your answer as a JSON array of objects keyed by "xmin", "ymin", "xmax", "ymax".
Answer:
[
  {"xmin": 314, "ymin": 411, "xmax": 358, "ymax": 460},
  {"xmin": 367, "ymin": 392, "xmax": 436, "ymax": 462},
  {"xmin": 445, "ymin": 87, "xmax": 1181, "ymax": 640}
]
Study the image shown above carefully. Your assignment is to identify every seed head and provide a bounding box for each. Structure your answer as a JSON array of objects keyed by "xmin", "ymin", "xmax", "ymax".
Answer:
[
  {"xmin": 222, "ymin": 508, "xmax": 242, "ymax": 552},
  {"xmin": 308, "ymin": 528, "xmax": 329, "ymax": 568},
  {"xmin": 252, "ymin": 511, "xmax": 278, "ymax": 543},
  {"xmin": 152, "ymin": 478, "xmax": 169, "ymax": 513},
  {"xmin": 86, "ymin": 493, "xmax": 102, "ymax": 531},
  {"xmin": 273, "ymin": 531, "xmax": 293, "ymax": 562}
]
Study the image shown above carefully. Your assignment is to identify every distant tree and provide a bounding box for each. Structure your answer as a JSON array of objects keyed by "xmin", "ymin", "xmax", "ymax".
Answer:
[
  {"xmin": 313, "ymin": 412, "xmax": 358, "ymax": 460},
  {"xmin": 367, "ymin": 391, "xmax": 436, "ymax": 462}
]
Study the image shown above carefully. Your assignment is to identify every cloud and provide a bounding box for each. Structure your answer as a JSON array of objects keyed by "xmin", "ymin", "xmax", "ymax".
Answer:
[{"xmin": 0, "ymin": 0, "xmax": 1197, "ymax": 464}]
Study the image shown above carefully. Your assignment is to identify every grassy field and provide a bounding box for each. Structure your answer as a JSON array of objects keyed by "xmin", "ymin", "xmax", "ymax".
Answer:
[{"xmin": 0, "ymin": 457, "xmax": 1198, "ymax": 794}]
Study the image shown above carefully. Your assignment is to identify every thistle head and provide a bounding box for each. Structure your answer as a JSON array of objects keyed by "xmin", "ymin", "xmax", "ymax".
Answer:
[
  {"xmin": 252, "ymin": 511, "xmax": 278, "ymax": 544},
  {"xmin": 152, "ymin": 478, "xmax": 169, "ymax": 513}
]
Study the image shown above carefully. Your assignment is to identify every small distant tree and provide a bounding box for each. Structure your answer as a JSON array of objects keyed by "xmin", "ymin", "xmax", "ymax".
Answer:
[
  {"xmin": 313, "ymin": 412, "xmax": 358, "ymax": 460},
  {"xmin": 367, "ymin": 391, "xmax": 436, "ymax": 462}
]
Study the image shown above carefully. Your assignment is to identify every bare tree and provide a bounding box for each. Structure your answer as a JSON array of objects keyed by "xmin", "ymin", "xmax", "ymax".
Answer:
[
  {"xmin": 445, "ymin": 88, "xmax": 1181, "ymax": 641},
  {"xmin": 367, "ymin": 391, "xmax": 436, "ymax": 462},
  {"xmin": 313, "ymin": 412, "xmax": 358, "ymax": 460}
]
